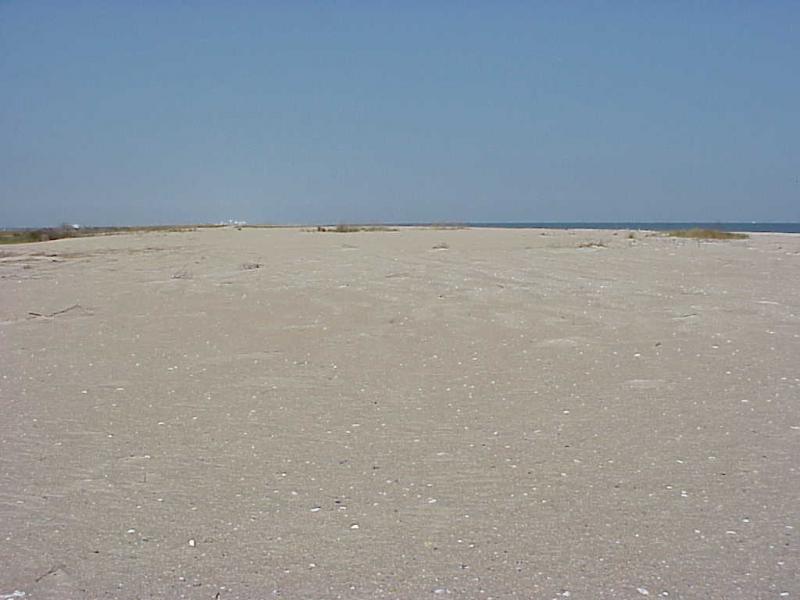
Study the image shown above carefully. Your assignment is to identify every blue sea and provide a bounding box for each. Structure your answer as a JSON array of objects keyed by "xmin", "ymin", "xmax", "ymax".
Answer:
[{"xmin": 462, "ymin": 222, "xmax": 800, "ymax": 234}]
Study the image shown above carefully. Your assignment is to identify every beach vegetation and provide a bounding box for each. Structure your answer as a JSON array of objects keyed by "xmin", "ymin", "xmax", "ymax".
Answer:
[
  {"xmin": 667, "ymin": 228, "xmax": 748, "ymax": 240},
  {"xmin": 0, "ymin": 225, "xmax": 197, "ymax": 245},
  {"xmin": 316, "ymin": 224, "xmax": 398, "ymax": 233}
]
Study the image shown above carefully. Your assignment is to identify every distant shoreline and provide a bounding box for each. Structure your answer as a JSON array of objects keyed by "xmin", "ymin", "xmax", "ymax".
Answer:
[
  {"xmin": 423, "ymin": 222, "xmax": 800, "ymax": 234},
  {"xmin": 3, "ymin": 221, "xmax": 800, "ymax": 239}
]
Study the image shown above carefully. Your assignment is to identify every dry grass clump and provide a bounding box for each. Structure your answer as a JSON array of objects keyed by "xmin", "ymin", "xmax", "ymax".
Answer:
[
  {"xmin": 0, "ymin": 230, "xmax": 53, "ymax": 244},
  {"xmin": 667, "ymin": 228, "xmax": 748, "ymax": 240},
  {"xmin": 0, "ymin": 225, "xmax": 197, "ymax": 245},
  {"xmin": 577, "ymin": 241, "xmax": 607, "ymax": 248},
  {"xmin": 0, "ymin": 227, "xmax": 85, "ymax": 244},
  {"xmin": 316, "ymin": 225, "xmax": 398, "ymax": 233},
  {"xmin": 431, "ymin": 242, "xmax": 450, "ymax": 250}
]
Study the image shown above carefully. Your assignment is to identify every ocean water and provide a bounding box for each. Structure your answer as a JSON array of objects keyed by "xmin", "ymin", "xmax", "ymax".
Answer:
[{"xmin": 464, "ymin": 222, "xmax": 800, "ymax": 234}]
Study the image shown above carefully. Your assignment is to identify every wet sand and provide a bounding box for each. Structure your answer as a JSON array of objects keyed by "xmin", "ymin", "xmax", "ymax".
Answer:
[{"xmin": 1, "ymin": 226, "xmax": 798, "ymax": 599}]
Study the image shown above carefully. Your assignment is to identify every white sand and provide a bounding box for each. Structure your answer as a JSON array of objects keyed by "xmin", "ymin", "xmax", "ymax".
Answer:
[{"xmin": 1, "ymin": 226, "xmax": 798, "ymax": 598}]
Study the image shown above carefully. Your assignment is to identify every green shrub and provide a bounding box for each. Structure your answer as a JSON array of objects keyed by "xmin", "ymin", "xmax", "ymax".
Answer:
[{"xmin": 667, "ymin": 228, "xmax": 748, "ymax": 240}]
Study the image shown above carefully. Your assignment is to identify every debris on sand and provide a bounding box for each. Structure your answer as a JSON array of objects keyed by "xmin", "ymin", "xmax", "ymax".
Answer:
[{"xmin": 27, "ymin": 303, "xmax": 90, "ymax": 319}]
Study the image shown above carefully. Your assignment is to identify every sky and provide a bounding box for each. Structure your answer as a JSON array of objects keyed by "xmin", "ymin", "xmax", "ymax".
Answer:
[{"xmin": 1, "ymin": 2, "xmax": 798, "ymax": 227}]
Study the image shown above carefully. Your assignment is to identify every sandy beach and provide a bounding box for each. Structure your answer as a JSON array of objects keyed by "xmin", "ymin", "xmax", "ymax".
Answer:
[{"xmin": 1, "ymin": 226, "xmax": 798, "ymax": 599}]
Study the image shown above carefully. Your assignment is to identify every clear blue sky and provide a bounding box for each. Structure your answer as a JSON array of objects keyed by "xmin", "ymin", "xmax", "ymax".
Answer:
[{"xmin": 1, "ymin": 2, "xmax": 798, "ymax": 226}]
